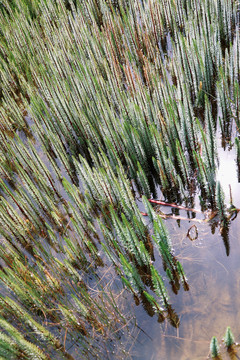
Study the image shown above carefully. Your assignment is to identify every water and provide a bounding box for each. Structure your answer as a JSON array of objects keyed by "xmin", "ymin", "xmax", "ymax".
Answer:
[
  {"xmin": 3, "ymin": 41, "xmax": 240, "ymax": 360},
  {"xmin": 133, "ymin": 219, "xmax": 239, "ymax": 359},
  {"xmin": 12, "ymin": 115, "xmax": 240, "ymax": 359},
  {"xmin": 131, "ymin": 135, "xmax": 240, "ymax": 359}
]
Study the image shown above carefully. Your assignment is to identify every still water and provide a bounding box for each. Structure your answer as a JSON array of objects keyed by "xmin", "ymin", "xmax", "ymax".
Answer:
[
  {"xmin": 132, "ymin": 142, "xmax": 240, "ymax": 359},
  {"xmin": 15, "ymin": 118, "xmax": 240, "ymax": 360}
]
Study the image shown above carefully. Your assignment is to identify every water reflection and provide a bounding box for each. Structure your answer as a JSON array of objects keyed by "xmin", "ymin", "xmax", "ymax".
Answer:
[
  {"xmin": 133, "ymin": 207, "xmax": 240, "ymax": 359},
  {"xmin": 131, "ymin": 124, "xmax": 240, "ymax": 358},
  {"xmin": 220, "ymin": 223, "xmax": 230, "ymax": 257},
  {"xmin": 132, "ymin": 131, "xmax": 240, "ymax": 357}
]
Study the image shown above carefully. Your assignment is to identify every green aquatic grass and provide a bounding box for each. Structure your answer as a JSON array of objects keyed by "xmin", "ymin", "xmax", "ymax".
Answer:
[
  {"xmin": 0, "ymin": 0, "xmax": 239, "ymax": 358},
  {"xmin": 224, "ymin": 326, "xmax": 235, "ymax": 349},
  {"xmin": 210, "ymin": 336, "xmax": 220, "ymax": 358}
]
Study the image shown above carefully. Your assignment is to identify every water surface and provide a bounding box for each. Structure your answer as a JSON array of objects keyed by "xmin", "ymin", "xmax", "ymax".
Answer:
[{"xmin": 132, "ymin": 136, "xmax": 240, "ymax": 359}]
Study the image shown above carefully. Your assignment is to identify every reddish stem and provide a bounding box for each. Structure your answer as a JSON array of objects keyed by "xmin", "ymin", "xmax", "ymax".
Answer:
[{"xmin": 148, "ymin": 199, "xmax": 202, "ymax": 213}]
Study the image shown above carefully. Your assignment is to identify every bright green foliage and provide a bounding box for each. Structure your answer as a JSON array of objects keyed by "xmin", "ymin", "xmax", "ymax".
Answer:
[
  {"xmin": 0, "ymin": 317, "xmax": 47, "ymax": 360},
  {"xmin": 216, "ymin": 181, "xmax": 227, "ymax": 224},
  {"xmin": 137, "ymin": 161, "xmax": 151, "ymax": 198},
  {"xmin": 0, "ymin": 0, "xmax": 238, "ymax": 358},
  {"xmin": 151, "ymin": 265, "xmax": 169, "ymax": 307},
  {"xmin": 210, "ymin": 336, "xmax": 220, "ymax": 358},
  {"xmin": 224, "ymin": 326, "xmax": 235, "ymax": 348},
  {"xmin": 143, "ymin": 291, "xmax": 164, "ymax": 315},
  {"xmin": 153, "ymin": 217, "xmax": 172, "ymax": 250},
  {"xmin": 120, "ymin": 254, "xmax": 144, "ymax": 293},
  {"xmin": 142, "ymin": 195, "xmax": 156, "ymax": 223}
]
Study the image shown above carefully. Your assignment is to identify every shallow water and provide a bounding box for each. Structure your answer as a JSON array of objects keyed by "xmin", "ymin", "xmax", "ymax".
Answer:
[
  {"xmin": 3, "ymin": 31, "xmax": 240, "ymax": 359},
  {"xmin": 133, "ymin": 218, "xmax": 240, "ymax": 359},
  {"xmin": 14, "ymin": 115, "xmax": 240, "ymax": 360},
  {"xmin": 131, "ymin": 133, "xmax": 240, "ymax": 359}
]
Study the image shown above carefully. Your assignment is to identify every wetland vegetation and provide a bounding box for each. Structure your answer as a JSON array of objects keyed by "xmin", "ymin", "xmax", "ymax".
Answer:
[{"xmin": 0, "ymin": 0, "xmax": 240, "ymax": 358}]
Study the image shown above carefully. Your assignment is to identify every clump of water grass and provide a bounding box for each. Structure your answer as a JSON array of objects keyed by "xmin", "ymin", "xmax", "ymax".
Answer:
[
  {"xmin": 0, "ymin": 0, "xmax": 239, "ymax": 358},
  {"xmin": 208, "ymin": 327, "xmax": 237, "ymax": 359}
]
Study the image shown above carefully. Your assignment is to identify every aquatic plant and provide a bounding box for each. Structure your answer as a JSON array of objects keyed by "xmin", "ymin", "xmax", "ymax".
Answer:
[
  {"xmin": 208, "ymin": 327, "xmax": 236, "ymax": 358},
  {"xmin": 150, "ymin": 265, "xmax": 169, "ymax": 308},
  {"xmin": 216, "ymin": 181, "xmax": 228, "ymax": 225},
  {"xmin": 0, "ymin": 0, "xmax": 239, "ymax": 358},
  {"xmin": 0, "ymin": 317, "xmax": 48, "ymax": 360},
  {"xmin": 210, "ymin": 336, "xmax": 220, "ymax": 358},
  {"xmin": 224, "ymin": 326, "xmax": 235, "ymax": 349}
]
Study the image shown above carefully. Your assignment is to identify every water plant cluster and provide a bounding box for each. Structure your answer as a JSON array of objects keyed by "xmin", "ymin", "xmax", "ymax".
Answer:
[
  {"xmin": 210, "ymin": 327, "xmax": 237, "ymax": 359},
  {"xmin": 0, "ymin": 0, "xmax": 240, "ymax": 358}
]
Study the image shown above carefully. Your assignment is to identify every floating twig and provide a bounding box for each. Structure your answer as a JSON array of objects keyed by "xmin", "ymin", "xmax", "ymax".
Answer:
[
  {"xmin": 141, "ymin": 211, "xmax": 205, "ymax": 223},
  {"xmin": 148, "ymin": 199, "xmax": 202, "ymax": 213}
]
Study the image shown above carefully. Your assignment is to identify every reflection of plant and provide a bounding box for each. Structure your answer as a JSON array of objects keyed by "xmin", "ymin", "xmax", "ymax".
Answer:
[{"xmin": 0, "ymin": 0, "xmax": 239, "ymax": 358}]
